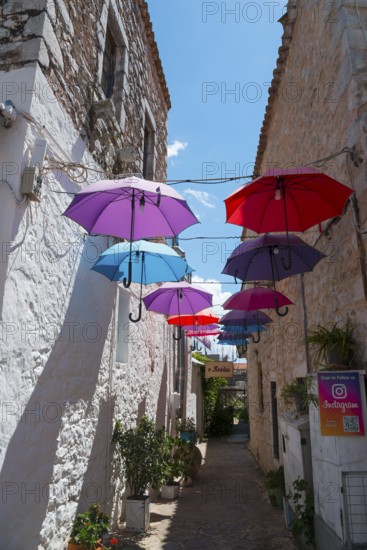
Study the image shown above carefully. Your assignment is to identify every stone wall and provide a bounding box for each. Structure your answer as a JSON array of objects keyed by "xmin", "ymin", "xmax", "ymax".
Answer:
[
  {"xmin": 0, "ymin": 0, "xmax": 170, "ymax": 176},
  {"xmin": 247, "ymin": 0, "xmax": 367, "ymax": 472},
  {"xmin": 0, "ymin": 1, "xmax": 175, "ymax": 548}
]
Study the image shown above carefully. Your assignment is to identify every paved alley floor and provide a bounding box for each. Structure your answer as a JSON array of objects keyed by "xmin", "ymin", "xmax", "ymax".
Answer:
[{"xmin": 113, "ymin": 427, "xmax": 298, "ymax": 550}]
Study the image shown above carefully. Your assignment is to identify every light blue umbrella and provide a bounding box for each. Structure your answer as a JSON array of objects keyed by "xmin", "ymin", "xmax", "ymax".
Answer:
[
  {"xmin": 219, "ymin": 325, "xmax": 266, "ymax": 334},
  {"xmin": 92, "ymin": 240, "xmax": 194, "ymax": 322}
]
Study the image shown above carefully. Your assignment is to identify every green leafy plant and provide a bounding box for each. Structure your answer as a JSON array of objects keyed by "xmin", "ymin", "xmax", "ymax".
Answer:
[
  {"xmin": 175, "ymin": 416, "xmax": 196, "ymax": 433},
  {"xmin": 281, "ymin": 378, "xmax": 318, "ymax": 414},
  {"xmin": 112, "ymin": 416, "xmax": 168, "ymax": 498},
  {"xmin": 287, "ymin": 477, "xmax": 315, "ymax": 547},
  {"xmin": 305, "ymin": 321, "xmax": 357, "ymax": 367},
  {"xmin": 264, "ymin": 466, "xmax": 285, "ymax": 508},
  {"xmin": 69, "ymin": 504, "xmax": 109, "ymax": 549},
  {"xmin": 160, "ymin": 435, "xmax": 186, "ymax": 484}
]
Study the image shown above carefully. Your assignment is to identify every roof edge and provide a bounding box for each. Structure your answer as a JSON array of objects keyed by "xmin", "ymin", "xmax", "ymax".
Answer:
[
  {"xmin": 137, "ymin": 0, "xmax": 171, "ymax": 110},
  {"xmin": 253, "ymin": 3, "xmax": 297, "ymax": 174}
]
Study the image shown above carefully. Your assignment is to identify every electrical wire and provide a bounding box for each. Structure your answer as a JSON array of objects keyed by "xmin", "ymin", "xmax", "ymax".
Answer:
[
  {"xmin": 0, "ymin": 179, "xmax": 27, "ymax": 204},
  {"xmin": 355, "ymin": 0, "xmax": 367, "ymax": 46}
]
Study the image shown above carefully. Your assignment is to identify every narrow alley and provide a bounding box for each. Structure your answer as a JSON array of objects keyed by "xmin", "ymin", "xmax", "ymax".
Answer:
[{"xmin": 118, "ymin": 424, "xmax": 298, "ymax": 549}]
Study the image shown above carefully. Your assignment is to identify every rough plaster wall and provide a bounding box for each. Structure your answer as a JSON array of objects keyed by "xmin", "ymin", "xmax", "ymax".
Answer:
[
  {"xmin": 0, "ymin": 2, "xmax": 173, "ymax": 542},
  {"xmin": 247, "ymin": 0, "xmax": 367, "ymax": 472}
]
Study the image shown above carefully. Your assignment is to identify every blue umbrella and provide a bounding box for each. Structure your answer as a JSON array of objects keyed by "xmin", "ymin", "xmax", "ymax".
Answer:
[
  {"xmin": 220, "ymin": 325, "xmax": 266, "ymax": 335},
  {"xmin": 92, "ymin": 240, "xmax": 194, "ymax": 322}
]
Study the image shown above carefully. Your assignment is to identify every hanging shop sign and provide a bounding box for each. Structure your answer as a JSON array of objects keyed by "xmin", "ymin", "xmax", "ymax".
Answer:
[
  {"xmin": 317, "ymin": 372, "xmax": 365, "ymax": 436},
  {"xmin": 205, "ymin": 362, "xmax": 233, "ymax": 379}
]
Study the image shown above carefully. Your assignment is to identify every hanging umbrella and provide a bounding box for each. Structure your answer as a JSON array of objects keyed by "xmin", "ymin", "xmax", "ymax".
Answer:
[
  {"xmin": 222, "ymin": 233, "xmax": 325, "ymax": 315},
  {"xmin": 64, "ymin": 176, "xmax": 199, "ymax": 287},
  {"xmin": 167, "ymin": 309, "xmax": 219, "ymax": 327},
  {"xmin": 219, "ymin": 310, "xmax": 272, "ymax": 326},
  {"xmin": 221, "ymin": 325, "xmax": 266, "ymax": 334},
  {"xmin": 222, "ymin": 287, "xmax": 293, "ymax": 318},
  {"xmin": 219, "ymin": 309, "xmax": 272, "ymax": 342},
  {"xmin": 224, "ymin": 167, "xmax": 353, "ymax": 269},
  {"xmin": 184, "ymin": 324, "xmax": 218, "ymax": 332},
  {"xmin": 92, "ymin": 240, "xmax": 194, "ymax": 322},
  {"xmin": 186, "ymin": 328, "xmax": 220, "ymax": 350},
  {"xmin": 143, "ymin": 282, "xmax": 213, "ymax": 340}
]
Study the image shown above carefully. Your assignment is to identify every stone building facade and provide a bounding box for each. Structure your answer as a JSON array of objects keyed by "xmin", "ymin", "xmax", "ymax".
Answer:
[
  {"xmin": 0, "ymin": 1, "xmax": 189, "ymax": 549},
  {"xmin": 246, "ymin": 1, "xmax": 367, "ymax": 547}
]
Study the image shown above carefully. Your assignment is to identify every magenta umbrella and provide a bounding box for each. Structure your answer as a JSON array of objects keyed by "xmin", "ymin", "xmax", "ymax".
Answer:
[
  {"xmin": 223, "ymin": 287, "xmax": 293, "ymax": 317},
  {"xmin": 63, "ymin": 176, "xmax": 199, "ymax": 287},
  {"xmin": 143, "ymin": 282, "xmax": 213, "ymax": 340}
]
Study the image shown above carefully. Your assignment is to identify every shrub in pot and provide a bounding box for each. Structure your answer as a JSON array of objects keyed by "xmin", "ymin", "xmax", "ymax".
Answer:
[
  {"xmin": 112, "ymin": 416, "xmax": 168, "ymax": 532},
  {"xmin": 305, "ymin": 321, "xmax": 357, "ymax": 368},
  {"xmin": 160, "ymin": 435, "xmax": 186, "ymax": 500},
  {"xmin": 264, "ymin": 466, "xmax": 285, "ymax": 509},
  {"xmin": 68, "ymin": 503, "xmax": 109, "ymax": 550},
  {"xmin": 175, "ymin": 416, "xmax": 197, "ymax": 443}
]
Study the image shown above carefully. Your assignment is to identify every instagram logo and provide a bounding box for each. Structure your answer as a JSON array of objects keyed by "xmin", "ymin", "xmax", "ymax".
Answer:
[{"xmin": 332, "ymin": 384, "xmax": 347, "ymax": 399}]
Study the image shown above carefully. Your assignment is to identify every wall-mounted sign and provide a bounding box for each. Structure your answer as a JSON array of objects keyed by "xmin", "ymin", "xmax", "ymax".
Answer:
[
  {"xmin": 205, "ymin": 362, "xmax": 233, "ymax": 378},
  {"xmin": 317, "ymin": 372, "xmax": 365, "ymax": 436}
]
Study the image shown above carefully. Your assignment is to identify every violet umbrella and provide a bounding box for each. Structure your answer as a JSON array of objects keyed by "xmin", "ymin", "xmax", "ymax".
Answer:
[
  {"xmin": 143, "ymin": 282, "xmax": 213, "ymax": 340},
  {"xmin": 225, "ymin": 167, "xmax": 353, "ymax": 270},
  {"xmin": 219, "ymin": 309, "xmax": 272, "ymax": 343},
  {"xmin": 223, "ymin": 287, "xmax": 293, "ymax": 318},
  {"xmin": 63, "ymin": 176, "xmax": 199, "ymax": 287},
  {"xmin": 222, "ymin": 233, "xmax": 325, "ymax": 316},
  {"xmin": 218, "ymin": 330, "xmax": 253, "ymax": 352}
]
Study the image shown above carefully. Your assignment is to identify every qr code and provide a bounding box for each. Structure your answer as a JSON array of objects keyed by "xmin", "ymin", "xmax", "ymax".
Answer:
[{"xmin": 343, "ymin": 416, "xmax": 360, "ymax": 433}]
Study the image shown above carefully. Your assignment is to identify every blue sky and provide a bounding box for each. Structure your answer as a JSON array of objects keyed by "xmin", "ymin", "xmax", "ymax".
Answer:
[{"xmin": 148, "ymin": 1, "xmax": 285, "ymax": 321}]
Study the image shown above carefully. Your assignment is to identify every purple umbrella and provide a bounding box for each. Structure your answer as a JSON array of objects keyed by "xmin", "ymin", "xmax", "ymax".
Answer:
[
  {"xmin": 223, "ymin": 287, "xmax": 293, "ymax": 318},
  {"xmin": 222, "ymin": 234, "xmax": 325, "ymax": 316},
  {"xmin": 143, "ymin": 282, "xmax": 213, "ymax": 340},
  {"xmin": 219, "ymin": 309, "xmax": 272, "ymax": 343},
  {"xmin": 63, "ymin": 176, "xmax": 199, "ymax": 287}
]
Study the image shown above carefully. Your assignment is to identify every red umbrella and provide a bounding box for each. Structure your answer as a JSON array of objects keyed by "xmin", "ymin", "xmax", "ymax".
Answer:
[
  {"xmin": 222, "ymin": 287, "xmax": 293, "ymax": 317},
  {"xmin": 224, "ymin": 167, "xmax": 353, "ymax": 269},
  {"xmin": 167, "ymin": 309, "xmax": 219, "ymax": 327}
]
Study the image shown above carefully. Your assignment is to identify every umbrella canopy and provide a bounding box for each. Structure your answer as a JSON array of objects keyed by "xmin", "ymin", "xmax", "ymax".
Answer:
[
  {"xmin": 64, "ymin": 176, "xmax": 199, "ymax": 239},
  {"xmin": 225, "ymin": 167, "xmax": 353, "ymax": 233},
  {"xmin": 93, "ymin": 240, "xmax": 193, "ymax": 282},
  {"xmin": 218, "ymin": 331, "xmax": 253, "ymax": 341},
  {"xmin": 184, "ymin": 324, "xmax": 218, "ymax": 332},
  {"xmin": 223, "ymin": 287, "xmax": 293, "ymax": 316},
  {"xmin": 219, "ymin": 310, "xmax": 273, "ymax": 326},
  {"xmin": 222, "ymin": 234, "xmax": 325, "ymax": 282},
  {"xmin": 167, "ymin": 309, "xmax": 219, "ymax": 326},
  {"xmin": 143, "ymin": 282, "xmax": 213, "ymax": 339},
  {"xmin": 64, "ymin": 176, "xmax": 199, "ymax": 287},
  {"xmin": 92, "ymin": 240, "xmax": 194, "ymax": 322},
  {"xmin": 221, "ymin": 325, "xmax": 266, "ymax": 334},
  {"xmin": 186, "ymin": 329, "xmax": 220, "ymax": 337}
]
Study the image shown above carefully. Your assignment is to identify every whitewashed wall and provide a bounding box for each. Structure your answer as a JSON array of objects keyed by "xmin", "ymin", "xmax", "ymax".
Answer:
[{"xmin": 0, "ymin": 65, "xmax": 176, "ymax": 549}]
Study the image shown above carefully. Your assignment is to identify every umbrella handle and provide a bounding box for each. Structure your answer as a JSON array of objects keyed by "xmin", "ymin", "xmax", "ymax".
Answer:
[
  {"xmin": 253, "ymin": 330, "xmax": 261, "ymax": 344},
  {"xmin": 173, "ymin": 326, "xmax": 182, "ymax": 341},
  {"xmin": 275, "ymin": 305, "xmax": 289, "ymax": 317},
  {"xmin": 123, "ymin": 260, "xmax": 133, "ymax": 288},
  {"xmin": 281, "ymin": 246, "xmax": 292, "ymax": 271},
  {"xmin": 129, "ymin": 301, "xmax": 142, "ymax": 323}
]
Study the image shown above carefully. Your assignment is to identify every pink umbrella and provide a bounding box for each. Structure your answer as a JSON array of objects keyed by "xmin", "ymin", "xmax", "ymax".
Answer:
[{"xmin": 223, "ymin": 287, "xmax": 293, "ymax": 317}]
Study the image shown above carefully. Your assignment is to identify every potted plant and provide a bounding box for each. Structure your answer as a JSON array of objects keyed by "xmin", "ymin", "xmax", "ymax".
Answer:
[
  {"xmin": 160, "ymin": 435, "xmax": 186, "ymax": 500},
  {"xmin": 280, "ymin": 378, "xmax": 318, "ymax": 415},
  {"xmin": 264, "ymin": 466, "xmax": 285, "ymax": 509},
  {"xmin": 68, "ymin": 504, "xmax": 110, "ymax": 550},
  {"xmin": 112, "ymin": 416, "xmax": 167, "ymax": 532},
  {"xmin": 175, "ymin": 416, "xmax": 197, "ymax": 444},
  {"xmin": 305, "ymin": 321, "xmax": 357, "ymax": 368}
]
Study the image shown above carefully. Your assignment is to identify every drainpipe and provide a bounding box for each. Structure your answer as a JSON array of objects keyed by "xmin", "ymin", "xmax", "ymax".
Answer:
[{"xmin": 300, "ymin": 273, "xmax": 311, "ymax": 373}]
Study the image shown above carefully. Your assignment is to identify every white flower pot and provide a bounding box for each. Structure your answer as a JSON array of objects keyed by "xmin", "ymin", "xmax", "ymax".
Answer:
[
  {"xmin": 125, "ymin": 495, "xmax": 150, "ymax": 532},
  {"xmin": 161, "ymin": 482, "xmax": 180, "ymax": 500}
]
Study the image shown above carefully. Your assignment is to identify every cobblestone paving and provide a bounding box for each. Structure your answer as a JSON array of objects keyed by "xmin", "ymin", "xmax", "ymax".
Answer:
[{"xmin": 109, "ymin": 430, "xmax": 298, "ymax": 550}]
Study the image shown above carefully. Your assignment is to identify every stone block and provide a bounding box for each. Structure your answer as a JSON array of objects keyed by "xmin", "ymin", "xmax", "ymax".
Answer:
[
  {"xmin": 2, "ymin": 0, "xmax": 47, "ymax": 15},
  {"xmin": 0, "ymin": 37, "xmax": 49, "ymax": 68}
]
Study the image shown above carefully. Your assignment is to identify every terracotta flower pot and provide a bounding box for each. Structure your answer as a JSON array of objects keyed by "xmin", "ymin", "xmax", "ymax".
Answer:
[{"xmin": 67, "ymin": 543, "xmax": 84, "ymax": 550}]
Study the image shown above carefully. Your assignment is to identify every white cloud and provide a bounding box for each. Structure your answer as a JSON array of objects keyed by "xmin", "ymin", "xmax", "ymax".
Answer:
[
  {"xmin": 191, "ymin": 276, "xmax": 231, "ymax": 318},
  {"xmin": 167, "ymin": 140, "xmax": 188, "ymax": 158},
  {"xmin": 184, "ymin": 189, "xmax": 215, "ymax": 209}
]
